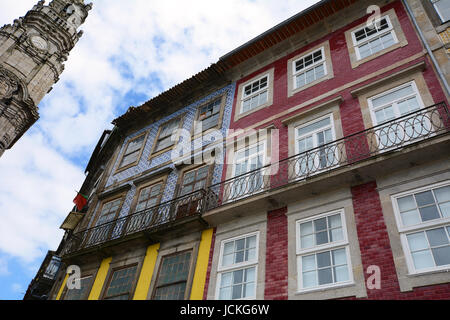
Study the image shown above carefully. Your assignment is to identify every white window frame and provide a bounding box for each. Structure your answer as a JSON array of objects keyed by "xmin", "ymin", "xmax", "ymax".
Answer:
[
  {"xmin": 229, "ymin": 141, "xmax": 267, "ymax": 202},
  {"xmin": 351, "ymin": 15, "xmax": 399, "ymax": 61},
  {"xmin": 431, "ymin": 0, "xmax": 450, "ymax": 23},
  {"xmin": 240, "ymin": 74, "xmax": 270, "ymax": 115},
  {"xmin": 296, "ymin": 209, "xmax": 354, "ymax": 293},
  {"xmin": 293, "ymin": 114, "xmax": 338, "ymax": 177},
  {"xmin": 391, "ymin": 180, "xmax": 450, "ymax": 275},
  {"xmin": 368, "ymin": 81, "xmax": 425, "ymax": 125},
  {"xmin": 367, "ymin": 81, "xmax": 431, "ymax": 151},
  {"xmin": 292, "ymin": 47, "xmax": 327, "ymax": 90},
  {"xmin": 216, "ymin": 232, "xmax": 260, "ymax": 300}
]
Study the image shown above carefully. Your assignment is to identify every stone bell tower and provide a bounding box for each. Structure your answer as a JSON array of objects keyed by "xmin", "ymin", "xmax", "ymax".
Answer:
[{"xmin": 0, "ymin": 0, "xmax": 92, "ymax": 158}]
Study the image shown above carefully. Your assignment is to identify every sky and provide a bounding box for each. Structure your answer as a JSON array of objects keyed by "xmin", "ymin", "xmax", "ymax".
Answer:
[{"xmin": 0, "ymin": 0, "xmax": 320, "ymax": 300}]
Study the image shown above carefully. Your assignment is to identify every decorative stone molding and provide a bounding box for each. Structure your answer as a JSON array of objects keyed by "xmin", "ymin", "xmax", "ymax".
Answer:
[{"xmin": 0, "ymin": 71, "xmax": 19, "ymax": 99}]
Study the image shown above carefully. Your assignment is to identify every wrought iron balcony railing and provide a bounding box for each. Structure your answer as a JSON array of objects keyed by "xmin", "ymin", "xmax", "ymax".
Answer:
[
  {"xmin": 205, "ymin": 102, "xmax": 449, "ymax": 210},
  {"xmin": 63, "ymin": 103, "xmax": 449, "ymax": 256},
  {"xmin": 62, "ymin": 189, "xmax": 206, "ymax": 256}
]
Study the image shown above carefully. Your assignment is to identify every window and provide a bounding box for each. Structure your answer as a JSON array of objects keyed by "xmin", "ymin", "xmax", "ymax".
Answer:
[
  {"xmin": 178, "ymin": 166, "xmax": 210, "ymax": 197},
  {"xmin": 96, "ymin": 198, "xmax": 122, "ymax": 226},
  {"xmin": 294, "ymin": 115, "xmax": 337, "ymax": 176},
  {"xmin": 153, "ymin": 117, "xmax": 183, "ymax": 154},
  {"xmin": 393, "ymin": 182, "xmax": 450, "ymax": 274},
  {"xmin": 217, "ymin": 233, "xmax": 259, "ymax": 300},
  {"xmin": 293, "ymin": 48, "xmax": 327, "ymax": 90},
  {"xmin": 368, "ymin": 81, "xmax": 428, "ymax": 149},
  {"xmin": 431, "ymin": 0, "xmax": 450, "ymax": 23},
  {"xmin": 196, "ymin": 98, "xmax": 223, "ymax": 133},
  {"xmin": 64, "ymin": 276, "xmax": 94, "ymax": 300},
  {"xmin": 103, "ymin": 265, "xmax": 138, "ymax": 300},
  {"xmin": 296, "ymin": 211, "xmax": 353, "ymax": 291},
  {"xmin": 241, "ymin": 76, "xmax": 269, "ymax": 114},
  {"xmin": 118, "ymin": 133, "xmax": 147, "ymax": 169},
  {"xmin": 43, "ymin": 256, "xmax": 61, "ymax": 280},
  {"xmin": 352, "ymin": 16, "xmax": 398, "ymax": 60},
  {"xmin": 135, "ymin": 182, "xmax": 164, "ymax": 212},
  {"xmin": 230, "ymin": 142, "xmax": 266, "ymax": 201},
  {"xmin": 153, "ymin": 251, "xmax": 192, "ymax": 300}
]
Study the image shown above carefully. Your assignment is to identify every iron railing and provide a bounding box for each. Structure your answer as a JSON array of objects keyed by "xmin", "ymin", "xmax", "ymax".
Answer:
[
  {"xmin": 62, "ymin": 189, "xmax": 206, "ymax": 256},
  {"xmin": 63, "ymin": 102, "xmax": 449, "ymax": 255},
  {"xmin": 205, "ymin": 102, "xmax": 449, "ymax": 209}
]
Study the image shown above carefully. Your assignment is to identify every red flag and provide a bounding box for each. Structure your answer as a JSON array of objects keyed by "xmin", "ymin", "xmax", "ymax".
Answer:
[{"xmin": 73, "ymin": 192, "xmax": 88, "ymax": 212}]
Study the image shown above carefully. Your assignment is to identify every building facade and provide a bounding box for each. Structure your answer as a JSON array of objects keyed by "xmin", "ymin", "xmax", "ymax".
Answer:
[
  {"xmin": 0, "ymin": 0, "xmax": 91, "ymax": 158},
  {"xmin": 40, "ymin": 0, "xmax": 449, "ymax": 301}
]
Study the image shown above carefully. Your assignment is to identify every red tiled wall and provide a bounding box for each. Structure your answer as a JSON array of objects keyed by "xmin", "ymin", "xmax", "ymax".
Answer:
[
  {"xmin": 351, "ymin": 181, "xmax": 450, "ymax": 300},
  {"xmin": 264, "ymin": 207, "xmax": 289, "ymax": 300}
]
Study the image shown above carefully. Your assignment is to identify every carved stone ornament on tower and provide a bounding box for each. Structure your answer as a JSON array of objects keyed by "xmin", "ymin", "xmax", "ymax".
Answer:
[{"xmin": 0, "ymin": 0, "xmax": 92, "ymax": 158}]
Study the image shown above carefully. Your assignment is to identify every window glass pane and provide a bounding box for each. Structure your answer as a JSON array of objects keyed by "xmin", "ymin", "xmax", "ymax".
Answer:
[
  {"xmin": 223, "ymin": 242, "xmax": 234, "ymax": 255},
  {"xmin": 407, "ymin": 232, "xmax": 428, "ymax": 251},
  {"xmin": 300, "ymin": 222, "xmax": 313, "ymax": 235},
  {"xmin": 330, "ymin": 228, "xmax": 344, "ymax": 242},
  {"xmin": 332, "ymin": 249, "xmax": 347, "ymax": 266},
  {"xmin": 297, "ymin": 118, "xmax": 331, "ymax": 137},
  {"xmin": 435, "ymin": 186, "xmax": 450, "ymax": 202},
  {"xmin": 398, "ymin": 196, "xmax": 416, "ymax": 212},
  {"xmin": 433, "ymin": 0, "xmax": 450, "ymax": 22},
  {"xmin": 432, "ymin": 246, "xmax": 450, "ymax": 266},
  {"xmin": 314, "ymin": 218, "xmax": 327, "ymax": 231},
  {"xmin": 415, "ymin": 191, "xmax": 435, "ymax": 206},
  {"xmin": 221, "ymin": 272, "xmax": 232, "ymax": 287},
  {"xmin": 411, "ymin": 250, "xmax": 435, "ymax": 270},
  {"xmin": 222, "ymin": 254, "xmax": 233, "ymax": 267},
  {"xmin": 244, "ymin": 282, "xmax": 255, "ymax": 298},
  {"xmin": 318, "ymin": 268, "xmax": 333, "ymax": 285},
  {"xmin": 317, "ymin": 251, "xmax": 331, "ymax": 268},
  {"xmin": 439, "ymin": 202, "xmax": 450, "ymax": 218},
  {"xmin": 301, "ymin": 235, "xmax": 314, "ymax": 249},
  {"xmin": 334, "ymin": 265, "xmax": 349, "ymax": 283},
  {"xmin": 401, "ymin": 209, "xmax": 421, "ymax": 226},
  {"xmin": 303, "ymin": 271, "xmax": 317, "ymax": 288},
  {"xmin": 372, "ymin": 85, "xmax": 414, "ymax": 108},
  {"xmin": 328, "ymin": 214, "xmax": 342, "ymax": 228},
  {"xmin": 316, "ymin": 231, "xmax": 329, "ymax": 245},
  {"xmin": 233, "ymin": 269, "xmax": 244, "ymax": 284},
  {"xmin": 426, "ymin": 228, "xmax": 449, "ymax": 247},
  {"xmin": 419, "ymin": 205, "xmax": 440, "ymax": 222},
  {"xmin": 302, "ymin": 255, "xmax": 316, "ymax": 272}
]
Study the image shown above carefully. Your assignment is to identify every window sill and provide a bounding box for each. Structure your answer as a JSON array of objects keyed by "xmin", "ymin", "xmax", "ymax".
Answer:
[
  {"xmin": 295, "ymin": 281, "xmax": 355, "ymax": 296},
  {"xmin": 407, "ymin": 267, "xmax": 450, "ymax": 277}
]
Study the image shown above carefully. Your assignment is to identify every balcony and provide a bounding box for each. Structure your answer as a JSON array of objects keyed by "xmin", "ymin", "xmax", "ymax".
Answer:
[
  {"xmin": 24, "ymin": 251, "xmax": 61, "ymax": 300},
  {"xmin": 62, "ymin": 190, "xmax": 207, "ymax": 257},
  {"xmin": 204, "ymin": 102, "xmax": 450, "ymax": 223},
  {"xmin": 62, "ymin": 102, "xmax": 449, "ymax": 256}
]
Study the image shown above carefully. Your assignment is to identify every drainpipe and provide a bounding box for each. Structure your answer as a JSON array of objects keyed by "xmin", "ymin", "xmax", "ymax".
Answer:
[{"xmin": 402, "ymin": 0, "xmax": 450, "ymax": 97}]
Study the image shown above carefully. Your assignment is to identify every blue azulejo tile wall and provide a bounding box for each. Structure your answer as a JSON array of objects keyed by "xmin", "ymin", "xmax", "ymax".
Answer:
[{"xmin": 88, "ymin": 83, "xmax": 236, "ymax": 227}]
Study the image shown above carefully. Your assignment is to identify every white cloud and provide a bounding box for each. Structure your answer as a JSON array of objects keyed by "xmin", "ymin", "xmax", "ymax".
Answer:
[
  {"xmin": 0, "ymin": 132, "xmax": 84, "ymax": 262},
  {"xmin": 0, "ymin": 0, "xmax": 320, "ymax": 279}
]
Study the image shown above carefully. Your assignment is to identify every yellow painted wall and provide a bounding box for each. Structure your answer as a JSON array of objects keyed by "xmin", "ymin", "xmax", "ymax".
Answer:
[
  {"xmin": 87, "ymin": 257, "xmax": 112, "ymax": 300},
  {"xmin": 55, "ymin": 273, "xmax": 69, "ymax": 300},
  {"xmin": 190, "ymin": 228, "xmax": 214, "ymax": 300},
  {"xmin": 133, "ymin": 243, "xmax": 160, "ymax": 300}
]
